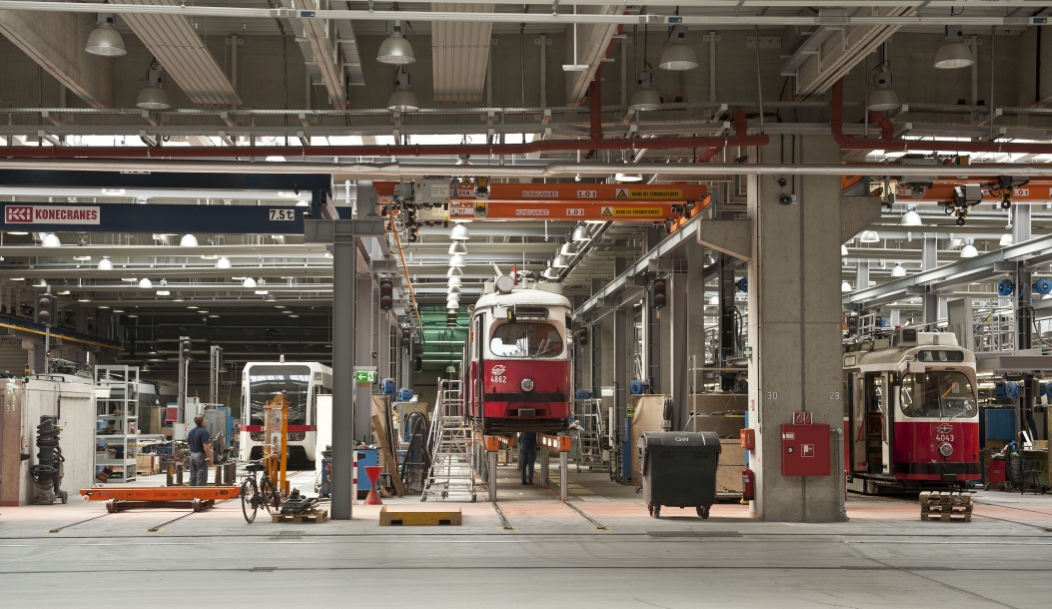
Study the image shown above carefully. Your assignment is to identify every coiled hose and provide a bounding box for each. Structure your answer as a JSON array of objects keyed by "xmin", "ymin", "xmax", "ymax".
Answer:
[
  {"xmin": 399, "ymin": 411, "xmax": 431, "ymax": 494},
  {"xmin": 28, "ymin": 419, "xmax": 64, "ymax": 503}
]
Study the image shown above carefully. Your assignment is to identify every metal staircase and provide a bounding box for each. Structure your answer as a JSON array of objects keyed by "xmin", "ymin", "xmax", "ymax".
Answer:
[{"xmin": 421, "ymin": 379, "xmax": 478, "ymax": 502}]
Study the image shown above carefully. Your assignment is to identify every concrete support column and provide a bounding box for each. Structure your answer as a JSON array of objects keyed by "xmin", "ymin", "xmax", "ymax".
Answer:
[
  {"xmin": 355, "ymin": 274, "xmax": 374, "ymax": 442},
  {"xmin": 331, "ymin": 226, "xmax": 357, "ymax": 520},
  {"xmin": 922, "ymin": 235, "xmax": 939, "ymax": 327},
  {"xmin": 856, "ymin": 260, "xmax": 869, "ymax": 293},
  {"xmin": 687, "ymin": 242, "xmax": 708, "ymax": 394},
  {"xmin": 668, "ymin": 271, "xmax": 689, "ymax": 430},
  {"xmin": 747, "ymin": 135, "xmax": 845, "ymax": 522}
]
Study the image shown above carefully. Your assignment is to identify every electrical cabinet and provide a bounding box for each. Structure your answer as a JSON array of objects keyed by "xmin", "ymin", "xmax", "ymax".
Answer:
[{"xmin": 781, "ymin": 424, "xmax": 831, "ymax": 477}]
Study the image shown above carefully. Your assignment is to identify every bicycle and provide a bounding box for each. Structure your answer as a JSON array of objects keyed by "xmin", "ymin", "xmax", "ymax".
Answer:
[{"xmin": 241, "ymin": 459, "xmax": 281, "ymax": 523}]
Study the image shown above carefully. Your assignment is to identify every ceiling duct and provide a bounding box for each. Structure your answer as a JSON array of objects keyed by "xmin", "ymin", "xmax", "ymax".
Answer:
[
  {"xmin": 111, "ymin": 0, "xmax": 241, "ymax": 107},
  {"xmin": 432, "ymin": 3, "xmax": 494, "ymax": 103}
]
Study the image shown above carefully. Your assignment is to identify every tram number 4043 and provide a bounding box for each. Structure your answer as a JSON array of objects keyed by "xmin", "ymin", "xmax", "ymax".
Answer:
[{"xmin": 936, "ymin": 433, "xmax": 955, "ymax": 442}]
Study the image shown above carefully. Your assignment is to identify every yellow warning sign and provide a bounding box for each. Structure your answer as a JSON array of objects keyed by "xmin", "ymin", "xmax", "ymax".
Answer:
[
  {"xmin": 614, "ymin": 188, "xmax": 684, "ymax": 200},
  {"xmin": 601, "ymin": 206, "xmax": 663, "ymax": 218}
]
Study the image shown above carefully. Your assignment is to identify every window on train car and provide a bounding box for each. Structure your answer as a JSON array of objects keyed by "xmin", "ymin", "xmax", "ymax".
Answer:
[
  {"xmin": 917, "ymin": 350, "xmax": 965, "ymax": 363},
  {"xmin": 900, "ymin": 371, "xmax": 977, "ymax": 419},
  {"xmin": 247, "ymin": 365, "xmax": 310, "ymax": 426},
  {"xmin": 489, "ymin": 322, "xmax": 564, "ymax": 358}
]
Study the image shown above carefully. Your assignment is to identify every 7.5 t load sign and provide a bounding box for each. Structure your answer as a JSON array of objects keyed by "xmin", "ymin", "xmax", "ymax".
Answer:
[{"xmin": 5, "ymin": 205, "xmax": 101, "ymax": 225}]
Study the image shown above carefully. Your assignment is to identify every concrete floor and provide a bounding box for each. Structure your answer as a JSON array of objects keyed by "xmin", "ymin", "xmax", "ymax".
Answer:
[{"xmin": 2, "ymin": 462, "xmax": 1051, "ymax": 609}]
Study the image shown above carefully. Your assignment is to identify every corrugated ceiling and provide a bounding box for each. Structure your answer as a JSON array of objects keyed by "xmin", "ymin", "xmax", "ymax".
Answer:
[
  {"xmin": 431, "ymin": 3, "xmax": 494, "ymax": 103},
  {"xmin": 112, "ymin": 0, "xmax": 243, "ymax": 107}
]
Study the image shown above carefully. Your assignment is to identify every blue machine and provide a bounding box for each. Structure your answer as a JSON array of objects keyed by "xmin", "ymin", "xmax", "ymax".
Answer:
[
  {"xmin": 574, "ymin": 389, "xmax": 592, "ymax": 400},
  {"xmin": 397, "ymin": 388, "xmax": 414, "ymax": 401},
  {"xmin": 629, "ymin": 380, "xmax": 646, "ymax": 395},
  {"xmin": 997, "ymin": 279, "xmax": 1015, "ymax": 297},
  {"xmin": 380, "ymin": 378, "xmax": 396, "ymax": 396},
  {"xmin": 994, "ymin": 381, "xmax": 1020, "ymax": 399},
  {"xmin": 736, "ymin": 277, "xmax": 748, "ymax": 293},
  {"xmin": 1035, "ymin": 278, "xmax": 1052, "ymax": 295},
  {"xmin": 319, "ymin": 449, "xmax": 379, "ymax": 498}
]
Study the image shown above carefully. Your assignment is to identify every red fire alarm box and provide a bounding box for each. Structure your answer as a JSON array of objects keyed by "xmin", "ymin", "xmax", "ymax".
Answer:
[
  {"xmin": 740, "ymin": 428, "xmax": 755, "ymax": 450},
  {"xmin": 781, "ymin": 424, "xmax": 831, "ymax": 477}
]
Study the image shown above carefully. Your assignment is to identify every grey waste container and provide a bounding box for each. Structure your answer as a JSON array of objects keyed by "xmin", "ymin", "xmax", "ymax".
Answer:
[{"xmin": 638, "ymin": 431, "xmax": 721, "ymax": 519}]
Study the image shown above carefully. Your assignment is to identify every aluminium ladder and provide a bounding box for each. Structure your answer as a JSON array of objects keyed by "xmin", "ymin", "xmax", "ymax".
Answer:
[
  {"xmin": 571, "ymin": 398, "xmax": 606, "ymax": 472},
  {"xmin": 421, "ymin": 380, "xmax": 478, "ymax": 502}
]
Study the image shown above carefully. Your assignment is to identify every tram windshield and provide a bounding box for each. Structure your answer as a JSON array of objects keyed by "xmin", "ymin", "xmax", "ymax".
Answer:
[
  {"xmin": 247, "ymin": 364, "xmax": 310, "ymax": 426},
  {"xmin": 489, "ymin": 322, "xmax": 563, "ymax": 358},
  {"xmin": 900, "ymin": 371, "xmax": 977, "ymax": 419}
]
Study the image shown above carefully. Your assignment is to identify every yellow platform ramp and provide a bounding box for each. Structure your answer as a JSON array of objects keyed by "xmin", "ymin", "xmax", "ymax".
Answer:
[{"xmin": 379, "ymin": 505, "xmax": 463, "ymax": 526}]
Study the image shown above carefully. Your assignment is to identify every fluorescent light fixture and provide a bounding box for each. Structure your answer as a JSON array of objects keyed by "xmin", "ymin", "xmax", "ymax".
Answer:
[
  {"xmin": 277, "ymin": 191, "xmax": 300, "ymax": 198},
  {"xmin": 73, "ymin": 255, "xmax": 92, "ymax": 262},
  {"xmin": 156, "ymin": 290, "xmax": 170, "ymax": 296},
  {"xmin": 101, "ymin": 188, "xmax": 126, "ymax": 196},
  {"xmin": 127, "ymin": 314, "xmax": 138, "ymax": 318},
  {"xmin": 254, "ymin": 290, "xmax": 269, "ymax": 295},
  {"xmin": 9, "ymin": 278, "xmax": 24, "ymax": 281},
  {"xmin": 98, "ymin": 305, "xmax": 110, "ymax": 310},
  {"xmin": 187, "ymin": 306, "xmax": 199, "ymax": 310},
  {"xmin": 208, "ymin": 314, "xmax": 219, "ymax": 318},
  {"xmin": 113, "ymin": 309, "xmax": 124, "ymax": 314},
  {"xmin": 295, "ymin": 200, "xmax": 309, "ymax": 207},
  {"xmin": 57, "ymin": 290, "xmax": 71, "ymax": 295},
  {"xmin": 615, "ymin": 172, "xmax": 644, "ymax": 183},
  {"xmin": 288, "ymin": 315, "xmax": 299, "ymax": 319},
  {"xmin": 7, "ymin": 231, "xmax": 28, "ymax": 236}
]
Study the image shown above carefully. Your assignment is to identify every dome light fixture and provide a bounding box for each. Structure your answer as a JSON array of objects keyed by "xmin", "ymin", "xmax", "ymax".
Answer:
[
  {"xmin": 960, "ymin": 239, "xmax": 978, "ymax": 258},
  {"xmin": 387, "ymin": 71, "xmax": 419, "ymax": 113},
  {"xmin": 138, "ymin": 278, "xmax": 153, "ymax": 289},
  {"xmin": 42, "ymin": 233, "xmax": 62, "ymax": 247},
  {"xmin": 629, "ymin": 71, "xmax": 662, "ymax": 112},
  {"xmin": 572, "ymin": 223, "xmax": 591, "ymax": 242},
  {"xmin": 867, "ymin": 71, "xmax": 900, "ymax": 112},
  {"xmin": 552, "ymin": 255, "xmax": 569, "ymax": 269},
  {"xmin": 542, "ymin": 265, "xmax": 560, "ymax": 281},
  {"xmin": 448, "ymin": 241, "xmax": 468, "ymax": 255},
  {"xmin": 447, "ymin": 266, "xmax": 463, "ymax": 277},
  {"xmin": 859, "ymin": 230, "xmax": 880, "ymax": 244},
  {"xmin": 216, "ymin": 257, "xmax": 232, "ymax": 269},
  {"xmin": 901, "ymin": 208, "xmax": 923, "ymax": 227},
  {"xmin": 242, "ymin": 277, "xmax": 258, "ymax": 288},
  {"xmin": 85, "ymin": 12, "xmax": 127, "ymax": 57},
  {"xmin": 97, "ymin": 256, "xmax": 113, "ymax": 271},
  {"xmin": 999, "ymin": 234, "xmax": 1013, "ymax": 246},
  {"xmin": 934, "ymin": 26, "xmax": 974, "ymax": 69},
  {"xmin": 891, "ymin": 263, "xmax": 907, "ymax": 278},
  {"xmin": 447, "ymin": 276, "xmax": 463, "ymax": 288},
  {"xmin": 559, "ymin": 241, "xmax": 578, "ymax": 257},
  {"xmin": 659, "ymin": 25, "xmax": 698, "ymax": 71},
  {"xmin": 450, "ymin": 223, "xmax": 470, "ymax": 241},
  {"xmin": 179, "ymin": 234, "xmax": 199, "ymax": 247},
  {"xmin": 377, "ymin": 21, "xmax": 415, "ymax": 65},
  {"xmin": 136, "ymin": 61, "xmax": 172, "ymax": 111},
  {"xmin": 449, "ymin": 254, "xmax": 465, "ymax": 267},
  {"xmin": 841, "ymin": 281, "xmax": 853, "ymax": 293}
]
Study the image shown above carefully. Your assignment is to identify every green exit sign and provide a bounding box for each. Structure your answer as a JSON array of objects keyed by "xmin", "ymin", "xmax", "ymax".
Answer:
[
  {"xmin": 355, "ymin": 370, "xmax": 377, "ymax": 383},
  {"xmin": 743, "ymin": 346, "xmax": 753, "ymax": 360}
]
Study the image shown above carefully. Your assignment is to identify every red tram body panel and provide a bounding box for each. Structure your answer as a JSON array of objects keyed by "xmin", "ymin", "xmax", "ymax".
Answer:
[
  {"xmin": 844, "ymin": 328, "xmax": 981, "ymax": 493},
  {"xmin": 461, "ymin": 279, "xmax": 572, "ymax": 435}
]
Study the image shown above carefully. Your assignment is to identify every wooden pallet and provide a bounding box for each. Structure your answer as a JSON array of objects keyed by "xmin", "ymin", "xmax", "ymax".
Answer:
[
  {"xmin": 271, "ymin": 509, "xmax": 328, "ymax": 524},
  {"xmin": 919, "ymin": 491, "xmax": 973, "ymax": 522}
]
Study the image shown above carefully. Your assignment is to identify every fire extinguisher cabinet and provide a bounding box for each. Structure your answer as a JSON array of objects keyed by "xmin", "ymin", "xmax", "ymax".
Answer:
[{"xmin": 638, "ymin": 431, "xmax": 722, "ymax": 519}]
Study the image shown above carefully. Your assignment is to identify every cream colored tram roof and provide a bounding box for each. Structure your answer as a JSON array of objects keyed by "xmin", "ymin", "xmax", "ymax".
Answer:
[
  {"xmin": 474, "ymin": 286, "xmax": 572, "ymax": 311},
  {"xmin": 846, "ymin": 345, "xmax": 976, "ymax": 369}
]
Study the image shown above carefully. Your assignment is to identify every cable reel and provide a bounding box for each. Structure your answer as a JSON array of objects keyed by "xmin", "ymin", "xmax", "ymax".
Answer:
[
  {"xmin": 996, "ymin": 279, "xmax": 1015, "ymax": 297},
  {"xmin": 1034, "ymin": 278, "xmax": 1052, "ymax": 296}
]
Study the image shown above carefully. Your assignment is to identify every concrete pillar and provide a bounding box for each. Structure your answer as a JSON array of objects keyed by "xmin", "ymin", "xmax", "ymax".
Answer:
[
  {"xmin": 331, "ymin": 224, "xmax": 357, "ymax": 521},
  {"xmin": 668, "ymin": 270, "xmax": 689, "ymax": 430},
  {"xmin": 355, "ymin": 274, "xmax": 374, "ymax": 442},
  {"xmin": 856, "ymin": 260, "xmax": 869, "ymax": 292},
  {"xmin": 922, "ymin": 235, "xmax": 938, "ymax": 327},
  {"xmin": 687, "ymin": 242, "xmax": 708, "ymax": 390},
  {"xmin": 746, "ymin": 135, "xmax": 845, "ymax": 522}
]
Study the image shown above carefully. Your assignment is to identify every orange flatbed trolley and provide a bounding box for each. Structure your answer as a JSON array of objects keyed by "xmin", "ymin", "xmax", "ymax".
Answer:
[{"xmin": 80, "ymin": 486, "xmax": 241, "ymax": 513}]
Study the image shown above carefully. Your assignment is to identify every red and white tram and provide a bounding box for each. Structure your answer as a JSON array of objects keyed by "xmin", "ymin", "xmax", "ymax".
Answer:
[
  {"xmin": 844, "ymin": 328, "xmax": 981, "ymax": 494},
  {"xmin": 239, "ymin": 361, "xmax": 332, "ymax": 465},
  {"xmin": 462, "ymin": 275, "xmax": 573, "ymax": 435}
]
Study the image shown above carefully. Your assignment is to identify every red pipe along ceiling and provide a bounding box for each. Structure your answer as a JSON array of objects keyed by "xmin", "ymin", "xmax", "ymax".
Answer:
[{"xmin": 831, "ymin": 78, "xmax": 1052, "ymax": 156}]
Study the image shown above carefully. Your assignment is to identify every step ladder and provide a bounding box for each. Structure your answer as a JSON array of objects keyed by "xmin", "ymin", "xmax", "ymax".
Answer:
[
  {"xmin": 421, "ymin": 380, "xmax": 478, "ymax": 502},
  {"xmin": 571, "ymin": 398, "xmax": 606, "ymax": 472}
]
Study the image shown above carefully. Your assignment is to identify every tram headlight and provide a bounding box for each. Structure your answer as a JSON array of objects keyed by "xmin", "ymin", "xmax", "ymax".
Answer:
[
  {"xmin": 521, "ymin": 378, "xmax": 535, "ymax": 392},
  {"xmin": 250, "ymin": 432, "xmax": 262, "ymax": 442},
  {"xmin": 288, "ymin": 432, "xmax": 306, "ymax": 442},
  {"xmin": 939, "ymin": 442, "xmax": 953, "ymax": 457}
]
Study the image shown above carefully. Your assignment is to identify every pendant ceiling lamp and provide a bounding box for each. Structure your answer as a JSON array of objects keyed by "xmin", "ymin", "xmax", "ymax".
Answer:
[
  {"xmin": 659, "ymin": 25, "xmax": 697, "ymax": 71},
  {"xmin": 377, "ymin": 21, "xmax": 415, "ymax": 65},
  {"xmin": 85, "ymin": 12, "xmax": 127, "ymax": 57}
]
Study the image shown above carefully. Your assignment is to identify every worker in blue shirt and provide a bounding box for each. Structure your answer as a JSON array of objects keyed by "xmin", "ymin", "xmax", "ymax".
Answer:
[
  {"xmin": 518, "ymin": 432, "xmax": 537, "ymax": 485},
  {"xmin": 186, "ymin": 415, "xmax": 213, "ymax": 486}
]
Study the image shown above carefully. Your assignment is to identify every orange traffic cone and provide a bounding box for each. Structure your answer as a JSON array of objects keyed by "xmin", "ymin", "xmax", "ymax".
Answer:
[{"xmin": 364, "ymin": 465, "xmax": 383, "ymax": 505}]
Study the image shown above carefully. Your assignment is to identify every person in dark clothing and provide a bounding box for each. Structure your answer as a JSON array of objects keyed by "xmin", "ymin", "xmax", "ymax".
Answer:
[
  {"xmin": 518, "ymin": 432, "xmax": 538, "ymax": 485},
  {"xmin": 186, "ymin": 415, "xmax": 212, "ymax": 486}
]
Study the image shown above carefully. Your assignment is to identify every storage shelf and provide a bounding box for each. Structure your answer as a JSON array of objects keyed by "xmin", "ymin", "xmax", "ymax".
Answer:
[{"xmin": 95, "ymin": 365, "xmax": 141, "ymax": 484}]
